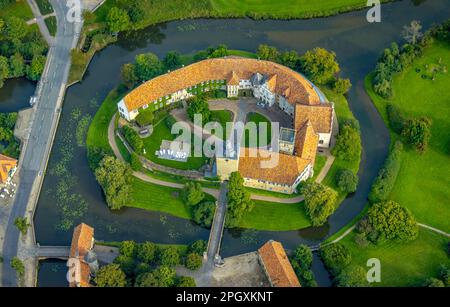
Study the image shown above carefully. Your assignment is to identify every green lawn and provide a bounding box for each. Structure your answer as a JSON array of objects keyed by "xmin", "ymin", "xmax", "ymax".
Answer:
[
  {"xmin": 340, "ymin": 229, "xmax": 450, "ymax": 287},
  {"xmin": 130, "ymin": 178, "xmax": 191, "ymax": 219},
  {"xmin": 0, "ymin": 1, "xmax": 33, "ymax": 20},
  {"xmin": 244, "ymin": 112, "xmax": 272, "ymax": 147},
  {"xmin": 142, "ymin": 116, "xmax": 208, "ymax": 170},
  {"xmin": 321, "ymin": 87, "xmax": 361, "ymax": 202},
  {"xmin": 44, "ymin": 16, "xmax": 57, "ymax": 36},
  {"xmin": 239, "ymin": 200, "xmax": 311, "ymax": 231},
  {"xmin": 210, "ymin": 110, "xmax": 233, "ymax": 139},
  {"xmin": 35, "ymin": 0, "xmax": 54, "ymax": 15},
  {"xmin": 366, "ymin": 41, "xmax": 450, "ymax": 233}
]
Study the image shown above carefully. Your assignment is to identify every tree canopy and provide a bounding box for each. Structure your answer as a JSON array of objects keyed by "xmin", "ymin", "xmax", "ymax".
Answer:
[
  {"xmin": 95, "ymin": 264, "xmax": 127, "ymax": 287},
  {"xmin": 299, "ymin": 47, "xmax": 340, "ymax": 84},
  {"xmin": 226, "ymin": 172, "xmax": 254, "ymax": 228},
  {"xmin": 302, "ymin": 182, "xmax": 338, "ymax": 226}
]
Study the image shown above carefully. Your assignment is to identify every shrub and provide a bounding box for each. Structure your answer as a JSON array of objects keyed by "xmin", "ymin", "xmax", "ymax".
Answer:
[
  {"xmin": 137, "ymin": 242, "xmax": 157, "ymax": 264},
  {"xmin": 176, "ymin": 276, "xmax": 196, "ymax": 287},
  {"xmin": 386, "ymin": 103, "xmax": 406, "ymax": 134},
  {"xmin": 182, "ymin": 182, "xmax": 205, "ymax": 206},
  {"xmin": 192, "ymin": 201, "xmax": 216, "ymax": 228},
  {"xmin": 402, "ymin": 117, "xmax": 432, "ymax": 153},
  {"xmin": 302, "ymin": 183, "xmax": 338, "ymax": 226},
  {"xmin": 122, "ymin": 125, "xmax": 144, "ymax": 154},
  {"xmin": 95, "ymin": 263, "xmax": 127, "ymax": 287},
  {"xmin": 336, "ymin": 169, "xmax": 358, "ymax": 193},
  {"xmin": 368, "ymin": 141, "xmax": 403, "ymax": 204},
  {"xmin": 135, "ymin": 109, "xmax": 154, "ymax": 127},
  {"xmin": 159, "ymin": 246, "xmax": 180, "ymax": 267},
  {"xmin": 423, "ymin": 278, "xmax": 445, "ymax": 287},
  {"xmin": 188, "ymin": 240, "xmax": 207, "ymax": 255},
  {"xmin": 367, "ymin": 200, "xmax": 419, "ymax": 243},
  {"xmin": 332, "ymin": 78, "xmax": 352, "ymax": 94},
  {"xmin": 335, "ymin": 265, "xmax": 370, "ymax": 287},
  {"xmin": 332, "ymin": 125, "xmax": 361, "ymax": 162},
  {"xmin": 164, "ymin": 115, "xmax": 176, "ymax": 129},
  {"xmin": 320, "ymin": 243, "xmax": 352, "ymax": 276},
  {"xmin": 185, "ymin": 253, "xmax": 203, "ymax": 271}
]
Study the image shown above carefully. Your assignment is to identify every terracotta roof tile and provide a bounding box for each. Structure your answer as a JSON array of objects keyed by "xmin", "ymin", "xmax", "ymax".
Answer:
[
  {"xmin": 295, "ymin": 120, "xmax": 319, "ymax": 163},
  {"xmin": 258, "ymin": 241, "xmax": 301, "ymax": 287},
  {"xmin": 124, "ymin": 57, "xmax": 320, "ymax": 111},
  {"xmin": 69, "ymin": 223, "xmax": 94, "ymax": 287},
  {"xmin": 295, "ymin": 103, "xmax": 333, "ymax": 134},
  {"xmin": 238, "ymin": 148, "xmax": 311, "ymax": 186}
]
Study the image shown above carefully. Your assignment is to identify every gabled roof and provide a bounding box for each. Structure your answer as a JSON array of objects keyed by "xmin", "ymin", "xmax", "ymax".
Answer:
[
  {"xmin": 295, "ymin": 103, "xmax": 333, "ymax": 134},
  {"xmin": 238, "ymin": 148, "xmax": 311, "ymax": 186},
  {"xmin": 227, "ymin": 71, "xmax": 240, "ymax": 85},
  {"xmin": 295, "ymin": 120, "xmax": 319, "ymax": 163},
  {"xmin": 266, "ymin": 74, "xmax": 277, "ymax": 92},
  {"xmin": 123, "ymin": 57, "xmax": 321, "ymax": 111},
  {"xmin": 258, "ymin": 241, "xmax": 301, "ymax": 287},
  {"xmin": 0, "ymin": 154, "xmax": 17, "ymax": 184},
  {"xmin": 69, "ymin": 223, "xmax": 94, "ymax": 288}
]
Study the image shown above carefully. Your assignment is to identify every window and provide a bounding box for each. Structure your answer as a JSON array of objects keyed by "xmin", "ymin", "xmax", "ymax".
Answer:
[{"xmin": 319, "ymin": 140, "xmax": 324, "ymax": 144}]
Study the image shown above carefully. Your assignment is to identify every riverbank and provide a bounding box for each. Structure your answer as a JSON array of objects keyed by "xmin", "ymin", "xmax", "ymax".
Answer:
[{"xmin": 365, "ymin": 40, "xmax": 450, "ymax": 233}]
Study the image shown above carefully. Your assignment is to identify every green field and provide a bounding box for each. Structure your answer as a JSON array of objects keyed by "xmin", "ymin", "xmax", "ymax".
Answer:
[
  {"xmin": 366, "ymin": 41, "xmax": 450, "ymax": 233},
  {"xmin": 130, "ymin": 178, "xmax": 191, "ymax": 219},
  {"xmin": 0, "ymin": 1, "xmax": 33, "ymax": 21},
  {"xmin": 142, "ymin": 115, "xmax": 208, "ymax": 170},
  {"xmin": 239, "ymin": 200, "xmax": 311, "ymax": 231},
  {"xmin": 340, "ymin": 229, "xmax": 450, "ymax": 287}
]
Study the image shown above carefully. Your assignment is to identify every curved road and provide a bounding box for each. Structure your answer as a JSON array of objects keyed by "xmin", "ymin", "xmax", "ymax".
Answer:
[{"xmin": 1, "ymin": 1, "xmax": 82, "ymax": 287}]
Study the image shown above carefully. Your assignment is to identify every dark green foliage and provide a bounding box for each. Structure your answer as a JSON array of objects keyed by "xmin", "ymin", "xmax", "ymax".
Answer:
[
  {"xmin": 130, "ymin": 152, "xmax": 142, "ymax": 171},
  {"xmin": 386, "ymin": 103, "xmax": 406, "ymax": 134},
  {"xmin": 336, "ymin": 169, "xmax": 358, "ymax": 193},
  {"xmin": 367, "ymin": 200, "xmax": 419, "ymax": 243},
  {"xmin": 319, "ymin": 243, "xmax": 352, "ymax": 276},
  {"xmin": 95, "ymin": 155, "xmax": 133, "ymax": 210},
  {"xmin": 159, "ymin": 246, "xmax": 180, "ymax": 267},
  {"xmin": 176, "ymin": 276, "xmax": 196, "ymax": 287},
  {"xmin": 257, "ymin": 44, "xmax": 280, "ymax": 62},
  {"xmin": 332, "ymin": 78, "xmax": 352, "ymax": 94},
  {"xmin": 402, "ymin": 117, "xmax": 432, "ymax": 153},
  {"xmin": 423, "ymin": 278, "xmax": 445, "ymax": 287},
  {"xmin": 439, "ymin": 264, "xmax": 450, "ymax": 286},
  {"xmin": 301, "ymin": 182, "xmax": 338, "ymax": 226},
  {"xmin": 164, "ymin": 115, "xmax": 176, "ymax": 129},
  {"xmin": 331, "ymin": 125, "xmax": 361, "ymax": 162},
  {"xmin": 192, "ymin": 201, "xmax": 216, "ymax": 228},
  {"xmin": 121, "ymin": 63, "xmax": 138, "ymax": 89},
  {"xmin": 335, "ymin": 265, "xmax": 370, "ymax": 287},
  {"xmin": 135, "ymin": 108, "xmax": 154, "ymax": 127},
  {"xmin": 208, "ymin": 44, "xmax": 229, "ymax": 58},
  {"xmin": 187, "ymin": 95, "xmax": 211, "ymax": 124},
  {"xmin": 95, "ymin": 264, "xmax": 127, "ymax": 287},
  {"xmin": 134, "ymin": 52, "xmax": 164, "ymax": 82},
  {"xmin": 279, "ymin": 50, "xmax": 300, "ymax": 69},
  {"xmin": 120, "ymin": 240, "xmax": 137, "ymax": 257},
  {"xmin": 137, "ymin": 242, "xmax": 157, "ymax": 264},
  {"xmin": 106, "ymin": 7, "xmax": 130, "ymax": 33},
  {"xmin": 87, "ymin": 146, "xmax": 108, "ymax": 170},
  {"xmin": 368, "ymin": 141, "xmax": 403, "ymax": 204},
  {"xmin": 135, "ymin": 266, "xmax": 176, "ymax": 287},
  {"xmin": 122, "ymin": 125, "xmax": 144, "ymax": 154},
  {"xmin": 26, "ymin": 54, "xmax": 46, "ymax": 81},
  {"xmin": 183, "ymin": 181, "xmax": 205, "ymax": 206},
  {"xmin": 299, "ymin": 47, "xmax": 340, "ymax": 84},
  {"xmin": 163, "ymin": 51, "xmax": 182, "ymax": 70},
  {"xmin": 290, "ymin": 245, "xmax": 317, "ymax": 287},
  {"xmin": 226, "ymin": 172, "xmax": 254, "ymax": 228},
  {"xmin": 188, "ymin": 240, "xmax": 207, "ymax": 255},
  {"xmin": 0, "ymin": 112, "xmax": 20, "ymax": 159},
  {"xmin": 185, "ymin": 252, "xmax": 203, "ymax": 271}
]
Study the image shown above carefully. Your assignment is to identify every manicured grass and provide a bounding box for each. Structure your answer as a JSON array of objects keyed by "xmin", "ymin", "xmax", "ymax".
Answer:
[
  {"xmin": 321, "ymin": 87, "xmax": 361, "ymax": 201},
  {"xmin": 210, "ymin": 110, "xmax": 233, "ymax": 139},
  {"xmin": 130, "ymin": 178, "xmax": 191, "ymax": 219},
  {"xmin": 312, "ymin": 155, "xmax": 327, "ymax": 181},
  {"xmin": 366, "ymin": 41, "xmax": 450, "ymax": 233},
  {"xmin": 340, "ymin": 229, "xmax": 450, "ymax": 287},
  {"xmin": 44, "ymin": 16, "xmax": 57, "ymax": 36},
  {"xmin": 238, "ymin": 200, "xmax": 311, "ymax": 231},
  {"xmin": 0, "ymin": 1, "xmax": 33, "ymax": 21},
  {"xmin": 243, "ymin": 112, "xmax": 272, "ymax": 147},
  {"xmin": 86, "ymin": 88, "xmax": 125, "ymax": 155},
  {"xmin": 211, "ymin": 0, "xmax": 392, "ymax": 19},
  {"xmin": 142, "ymin": 116, "xmax": 208, "ymax": 170},
  {"xmin": 35, "ymin": 0, "xmax": 53, "ymax": 15}
]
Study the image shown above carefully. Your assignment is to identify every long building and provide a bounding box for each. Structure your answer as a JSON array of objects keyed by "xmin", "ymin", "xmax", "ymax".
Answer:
[{"xmin": 119, "ymin": 56, "xmax": 334, "ymax": 194}]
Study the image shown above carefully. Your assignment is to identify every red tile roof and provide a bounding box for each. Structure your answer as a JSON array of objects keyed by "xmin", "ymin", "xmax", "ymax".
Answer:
[{"xmin": 258, "ymin": 241, "xmax": 301, "ymax": 287}]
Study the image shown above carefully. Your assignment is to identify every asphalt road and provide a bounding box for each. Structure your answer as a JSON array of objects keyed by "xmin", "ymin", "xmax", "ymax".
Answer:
[{"xmin": 1, "ymin": 1, "xmax": 82, "ymax": 287}]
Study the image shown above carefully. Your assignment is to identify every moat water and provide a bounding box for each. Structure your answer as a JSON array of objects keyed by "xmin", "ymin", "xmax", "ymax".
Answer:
[{"xmin": 0, "ymin": 0, "xmax": 448, "ymax": 286}]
